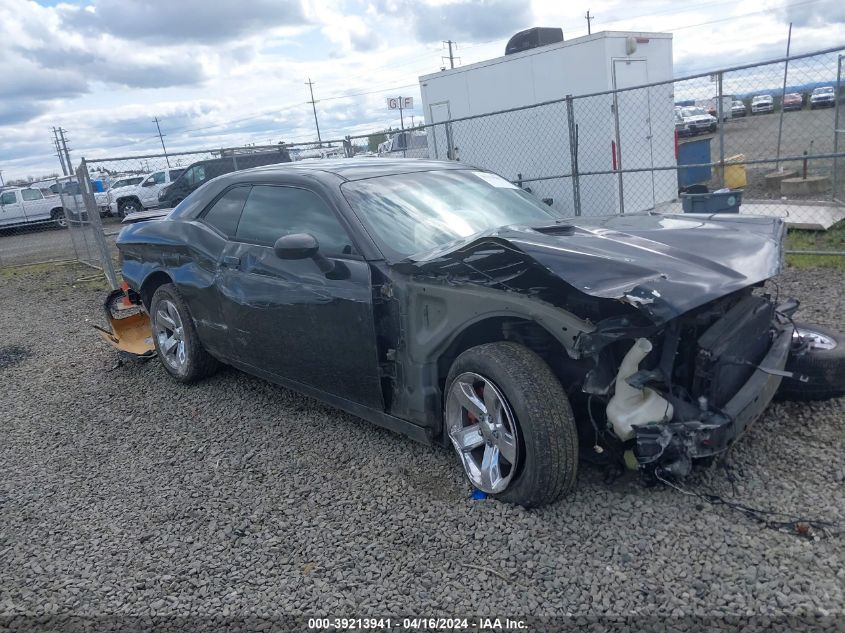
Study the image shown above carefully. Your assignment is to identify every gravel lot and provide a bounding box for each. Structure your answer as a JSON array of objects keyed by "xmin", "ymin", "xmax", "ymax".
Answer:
[{"xmin": 1, "ymin": 264, "xmax": 844, "ymax": 628}]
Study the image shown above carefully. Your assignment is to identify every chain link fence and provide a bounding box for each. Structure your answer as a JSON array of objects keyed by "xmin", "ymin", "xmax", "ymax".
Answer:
[{"xmin": 1, "ymin": 47, "xmax": 843, "ymax": 279}]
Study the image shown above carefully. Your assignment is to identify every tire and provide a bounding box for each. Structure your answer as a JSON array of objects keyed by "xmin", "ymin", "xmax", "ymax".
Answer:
[
  {"xmin": 444, "ymin": 342, "xmax": 578, "ymax": 508},
  {"xmin": 51, "ymin": 208, "xmax": 68, "ymax": 229},
  {"xmin": 777, "ymin": 322, "xmax": 845, "ymax": 402},
  {"xmin": 150, "ymin": 283, "xmax": 220, "ymax": 383},
  {"xmin": 118, "ymin": 199, "xmax": 141, "ymax": 218}
]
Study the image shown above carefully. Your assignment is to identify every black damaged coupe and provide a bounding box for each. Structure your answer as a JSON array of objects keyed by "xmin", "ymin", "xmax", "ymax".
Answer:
[{"xmin": 105, "ymin": 159, "xmax": 845, "ymax": 507}]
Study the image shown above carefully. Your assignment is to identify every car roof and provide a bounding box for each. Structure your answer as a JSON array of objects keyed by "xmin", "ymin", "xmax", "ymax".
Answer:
[{"xmin": 240, "ymin": 158, "xmax": 470, "ymax": 182}]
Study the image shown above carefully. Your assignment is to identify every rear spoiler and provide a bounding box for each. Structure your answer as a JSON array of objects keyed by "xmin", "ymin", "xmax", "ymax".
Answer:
[{"xmin": 121, "ymin": 208, "xmax": 172, "ymax": 224}]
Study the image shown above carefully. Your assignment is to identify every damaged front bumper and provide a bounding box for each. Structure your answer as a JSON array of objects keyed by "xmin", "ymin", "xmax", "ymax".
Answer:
[{"xmin": 634, "ymin": 324, "xmax": 792, "ymax": 478}]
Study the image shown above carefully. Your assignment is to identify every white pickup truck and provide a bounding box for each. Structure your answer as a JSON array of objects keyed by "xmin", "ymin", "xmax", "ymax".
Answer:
[
  {"xmin": 109, "ymin": 168, "xmax": 184, "ymax": 217},
  {"xmin": 0, "ymin": 187, "xmax": 67, "ymax": 229}
]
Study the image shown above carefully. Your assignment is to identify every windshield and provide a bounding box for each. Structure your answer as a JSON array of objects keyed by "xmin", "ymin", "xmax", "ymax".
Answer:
[
  {"xmin": 814, "ymin": 87, "xmax": 833, "ymax": 94},
  {"xmin": 341, "ymin": 170, "xmax": 557, "ymax": 261},
  {"xmin": 681, "ymin": 107, "xmax": 707, "ymax": 117},
  {"xmin": 752, "ymin": 95, "xmax": 770, "ymax": 102}
]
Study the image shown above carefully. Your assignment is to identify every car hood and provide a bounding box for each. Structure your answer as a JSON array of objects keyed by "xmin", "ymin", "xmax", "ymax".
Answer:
[
  {"xmin": 396, "ymin": 213, "xmax": 785, "ymax": 323},
  {"xmin": 683, "ymin": 115, "xmax": 712, "ymax": 123}
]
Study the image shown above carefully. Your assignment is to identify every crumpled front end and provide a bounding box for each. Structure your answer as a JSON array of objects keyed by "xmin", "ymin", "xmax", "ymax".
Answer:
[{"xmin": 580, "ymin": 292, "xmax": 797, "ymax": 479}]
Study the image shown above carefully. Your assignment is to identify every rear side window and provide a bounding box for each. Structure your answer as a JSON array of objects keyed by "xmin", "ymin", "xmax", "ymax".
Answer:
[
  {"xmin": 22, "ymin": 189, "xmax": 43, "ymax": 201},
  {"xmin": 184, "ymin": 165, "xmax": 207, "ymax": 188},
  {"xmin": 201, "ymin": 186, "xmax": 251, "ymax": 236},
  {"xmin": 235, "ymin": 185, "xmax": 353, "ymax": 256}
]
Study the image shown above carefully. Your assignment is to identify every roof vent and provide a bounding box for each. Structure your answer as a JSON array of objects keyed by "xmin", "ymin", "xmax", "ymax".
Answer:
[{"xmin": 505, "ymin": 27, "xmax": 564, "ymax": 55}]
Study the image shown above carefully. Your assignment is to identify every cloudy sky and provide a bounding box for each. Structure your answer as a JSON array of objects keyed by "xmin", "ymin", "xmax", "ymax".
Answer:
[{"xmin": 1, "ymin": 0, "xmax": 844, "ymax": 179}]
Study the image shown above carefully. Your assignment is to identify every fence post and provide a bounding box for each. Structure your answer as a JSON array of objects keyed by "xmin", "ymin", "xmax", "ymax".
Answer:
[
  {"xmin": 833, "ymin": 54, "xmax": 843, "ymax": 202},
  {"xmin": 77, "ymin": 159, "xmax": 119, "ymax": 289},
  {"xmin": 344, "ymin": 136, "xmax": 353, "ymax": 158},
  {"xmin": 717, "ymin": 71, "xmax": 726, "ymax": 188},
  {"xmin": 565, "ymin": 95, "xmax": 582, "ymax": 216}
]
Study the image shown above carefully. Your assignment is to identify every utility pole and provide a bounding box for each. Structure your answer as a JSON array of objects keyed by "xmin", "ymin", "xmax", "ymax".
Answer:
[
  {"xmin": 52, "ymin": 127, "xmax": 68, "ymax": 176},
  {"xmin": 0, "ymin": 171, "xmax": 4, "ymax": 188},
  {"xmin": 585, "ymin": 10, "xmax": 594, "ymax": 35},
  {"xmin": 153, "ymin": 117, "xmax": 171, "ymax": 167},
  {"xmin": 442, "ymin": 40, "xmax": 456, "ymax": 69},
  {"xmin": 58, "ymin": 128, "xmax": 73, "ymax": 174},
  {"xmin": 305, "ymin": 78, "xmax": 322, "ymax": 145}
]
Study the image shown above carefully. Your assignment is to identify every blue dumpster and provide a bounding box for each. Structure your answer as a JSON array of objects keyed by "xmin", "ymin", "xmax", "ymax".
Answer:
[{"xmin": 677, "ymin": 137, "xmax": 712, "ymax": 188}]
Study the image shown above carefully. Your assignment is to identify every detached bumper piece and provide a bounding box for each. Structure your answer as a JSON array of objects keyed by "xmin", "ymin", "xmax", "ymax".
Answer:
[
  {"xmin": 634, "ymin": 297, "xmax": 792, "ymax": 478},
  {"xmin": 93, "ymin": 286, "xmax": 155, "ymax": 357}
]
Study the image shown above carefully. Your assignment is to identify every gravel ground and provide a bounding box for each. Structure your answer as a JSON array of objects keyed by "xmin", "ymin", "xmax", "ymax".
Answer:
[{"xmin": 1, "ymin": 264, "xmax": 844, "ymax": 629}]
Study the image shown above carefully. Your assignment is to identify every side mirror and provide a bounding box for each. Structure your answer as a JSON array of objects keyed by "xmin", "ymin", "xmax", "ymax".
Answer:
[
  {"xmin": 273, "ymin": 233, "xmax": 349, "ymax": 279},
  {"xmin": 274, "ymin": 233, "xmax": 319, "ymax": 260}
]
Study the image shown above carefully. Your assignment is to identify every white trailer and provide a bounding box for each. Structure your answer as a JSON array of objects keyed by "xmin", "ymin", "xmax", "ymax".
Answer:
[{"xmin": 419, "ymin": 31, "xmax": 677, "ymax": 216}]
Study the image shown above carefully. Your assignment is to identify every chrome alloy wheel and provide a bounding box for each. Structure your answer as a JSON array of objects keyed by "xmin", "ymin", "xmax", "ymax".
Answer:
[
  {"xmin": 793, "ymin": 327, "xmax": 837, "ymax": 351},
  {"xmin": 154, "ymin": 299, "xmax": 187, "ymax": 371},
  {"xmin": 445, "ymin": 372, "xmax": 519, "ymax": 494}
]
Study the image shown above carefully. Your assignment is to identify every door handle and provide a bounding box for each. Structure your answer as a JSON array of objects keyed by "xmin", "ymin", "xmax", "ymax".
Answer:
[{"xmin": 221, "ymin": 255, "xmax": 240, "ymax": 268}]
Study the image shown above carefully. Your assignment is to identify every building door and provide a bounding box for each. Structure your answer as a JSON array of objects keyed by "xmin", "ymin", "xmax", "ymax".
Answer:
[
  {"xmin": 612, "ymin": 59, "xmax": 655, "ymax": 213},
  {"xmin": 429, "ymin": 101, "xmax": 454, "ymax": 160}
]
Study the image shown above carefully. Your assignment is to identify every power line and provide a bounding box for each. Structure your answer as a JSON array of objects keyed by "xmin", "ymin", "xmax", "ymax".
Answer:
[
  {"xmin": 305, "ymin": 78, "xmax": 322, "ymax": 144},
  {"xmin": 152, "ymin": 117, "xmax": 171, "ymax": 167}
]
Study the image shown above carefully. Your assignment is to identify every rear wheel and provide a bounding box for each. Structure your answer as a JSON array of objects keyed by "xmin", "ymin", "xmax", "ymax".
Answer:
[
  {"xmin": 51, "ymin": 208, "xmax": 68, "ymax": 229},
  {"xmin": 777, "ymin": 322, "xmax": 845, "ymax": 401},
  {"xmin": 444, "ymin": 342, "xmax": 578, "ymax": 508},
  {"xmin": 150, "ymin": 283, "xmax": 220, "ymax": 383}
]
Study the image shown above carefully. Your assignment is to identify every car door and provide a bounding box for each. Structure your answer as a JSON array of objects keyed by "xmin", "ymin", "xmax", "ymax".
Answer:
[
  {"xmin": 0, "ymin": 190, "xmax": 24, "ymax": 226},
  {"xmin": 138, "ymin": 171, "xmax": 167, "ymax": 207},
  {"xmin": 214, "ymin": 184, "xmax": 384, "ymax": 410},
  {"xmin": 20, "ymin": 188, "xmax": 48, "ymax": 221}
]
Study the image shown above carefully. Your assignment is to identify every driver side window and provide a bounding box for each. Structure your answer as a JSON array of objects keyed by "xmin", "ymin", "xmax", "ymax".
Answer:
[
  {"xmin": 184, "ymin": 165, "xmax": 206, "ymax": 188},
  {"xmin": 235, "ymin": 186, "xmax": 355, "ymax": 257}
]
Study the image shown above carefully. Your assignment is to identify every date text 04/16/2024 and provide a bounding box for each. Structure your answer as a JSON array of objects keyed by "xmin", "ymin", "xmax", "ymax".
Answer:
[{"xmin": 307, "ymin": 617, "xmax": 528, "ymax": 630}]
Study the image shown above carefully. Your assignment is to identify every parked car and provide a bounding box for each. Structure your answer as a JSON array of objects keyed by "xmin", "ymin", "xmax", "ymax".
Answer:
[
  {"xmin": 751, "ymin": 94, "xmax": 774, "ymax": 114},
  {"xmin": 377, "ymin": 131, "xmax": 429, "ymax": 158},
  {"xmin": 101, "ymin": 159, "xmax": 845, "ymax": 507},
  {"xmin": 675, "ymin": 106, "xmax": 717, "ymax": 136},
  {"xmin": 730, "ymin": 100, "xmax": 747, "ymax": 117},
  {"xmin": 0, "ymin": 187, "xmax": 67, "ymax": 229},
  {"xmin": 108, "ymin": 169, "xmax": 185, "ymax": 217},
  {"xmin": 782, "ymin": 92, "xmax": 803, "ymax": 111},
  {"xmin": 810, "ymin": 86, "xmax": 835, "ymax": 109},
  {"xmin": 157, "ymin": 148, "xmax": 292, "ymax": 209},
  {"xmin": 94, "ymin": 175, "xmax": 145, "ymax": 216}
]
